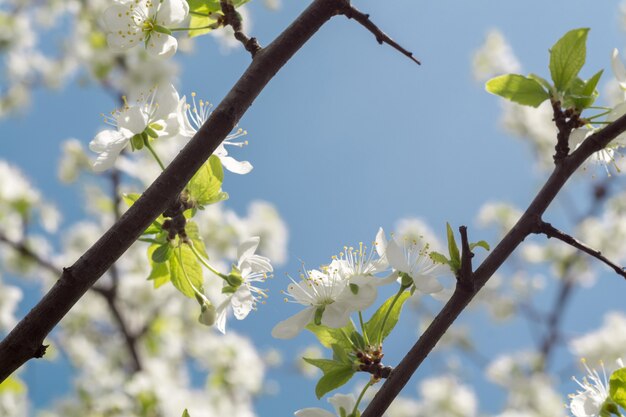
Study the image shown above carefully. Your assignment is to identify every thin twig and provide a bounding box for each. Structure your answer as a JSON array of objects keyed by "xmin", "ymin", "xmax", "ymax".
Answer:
[
  {"xmin": 220, "ymin": 0, "xmax": 262, "ymax": 57},
  {"xmin": 339, "ymin": 4, "xmax": 421, "ymax": 65},
  {"xmin": 531, "ymin": 218, "xmax": 626, "ymax": 281},
  {"xmin": 0, "ymin": 230, "xmax": 143, "ymax": 372},
  {"xmin": 458, "ymin": 226, "xmax": 474, "ymax": 291}
]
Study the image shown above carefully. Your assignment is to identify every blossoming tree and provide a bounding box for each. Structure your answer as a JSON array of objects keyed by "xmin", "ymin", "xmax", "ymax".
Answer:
[{"xmin": 0, "ymin": 1, "xmax": 626, "ymax": 417}]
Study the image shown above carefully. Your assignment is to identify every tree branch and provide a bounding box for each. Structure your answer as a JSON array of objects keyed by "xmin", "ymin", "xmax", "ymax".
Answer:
[
  {"xmin": 0, "ymin": 0, "xmax": 348, "ymax": 382},
  {"xmin": 531, "ymin": 218, "xmax": 626, "ymax": 280},
  {"xmin": 458, "ymin": 225, "xmax": 474, "ymax": 291},
  {"xmin": 361, "ymin": 112, "xmax": 626, "ymax": 417},
  {"xmin": 220, "ymin": 0, "xmax": 262, "ymax": 57},
  {"xmin": 338, "ymin": 3, "xmax": 421, "ymax": 65},
  {"xmin": 0, "ymin": 230, "xmax": 144, "ymax": 372}
]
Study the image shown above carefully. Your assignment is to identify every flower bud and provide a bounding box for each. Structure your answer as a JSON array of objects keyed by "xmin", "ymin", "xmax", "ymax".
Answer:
[{"xmin": 198, "ymin": 302, "xmax": 217, "ymax": 326}]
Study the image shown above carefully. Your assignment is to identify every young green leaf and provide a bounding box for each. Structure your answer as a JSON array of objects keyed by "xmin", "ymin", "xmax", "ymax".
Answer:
[
  {"xmin": 306, "ymin": 323, "xmax": 354, "ymax": 352},
  {"xmin": 549, "ymin": 28, "xmax": 590, "ymax": 92},
  {"xmin": 564, "ymin": 69, "xmax": 603, "ymax": 110},
  {"xmin": 364, "ymin": 291, "xmax": 411, "ymax": 344},
  {"xmin": 469, "ymin": 240, "xmax": 490, "ymax": 251},
  {"xmin": 147, "ymin": 244, "xmax": 171, "ymax": 288},
  {"xmin": 151, "ymin": 243, "xmax": 173, "ymax": 263},
  {"xmin": 185, "ymin": 221, "xmax": 209, "ymax": 260},
  {"xmin": 187, "ymin": 0, "xmax": 250, "ymax": 38},
  {"xmin": 303, "ymin": 358, "xmax": 356, "ymax": 399},
  {"xmin": 528, "ymin": 73, "xmax": 554, "ymax": 95},
  {"xmin": 609, "ymin": 367, "xmax": 626, "ymax": 408},
  {"xmin": 182, "ymin": 409, "xmax": 191, "ymax": 417},
  {"xmin": 485, "ymin": 74, "xmax": 550, "ymax": 107},
  {"xmin": 187, "ymin": 155, "xmax": 226, "ymax": 207},
  {"xmin": 429, "ymin": 251, "xmax": 450, "ymax": 266},
  {"xmin": 169, "ymin": 245, "xmax": 204, "ymax": 298},
  {"xmin": 446, "ymin": 223, "xmax": 461, "ymax": 271}
]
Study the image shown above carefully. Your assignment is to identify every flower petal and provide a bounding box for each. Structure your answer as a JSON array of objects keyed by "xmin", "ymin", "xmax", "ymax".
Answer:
[
  {"xmin": 157, "ymin": 0, "xmax": 189, "ymax": 26},
  {"xmin": 271, "ymin": 307, "xmax": 315, "ymax": 339},
  {"xmin": 231, "ymin": 286, "xmax": 254, "ymax": 320},
  {"xmin": 146, "ymin": 32, "xmax": 178, "ymax": 58},
  {"xmin": 612, "ymin": 48, "xmax": 626, "ymax": 88},
  {"xmin": 386, "ymin": 238, "xmax": 408, "ymax": 272},
  {"xmin": 219, "ymin": 155, "xmax": 253, "ymax": 174},
  {"xmin": 294, "ymin": 408, "xmax": 335, "ymax": 417},
  {"xmin": 237, "ymin": 236, "xmax": 260, "ymax": 263}
]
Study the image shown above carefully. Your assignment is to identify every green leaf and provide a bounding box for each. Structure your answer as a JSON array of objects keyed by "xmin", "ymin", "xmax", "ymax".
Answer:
[
  {"xmin": 364, "ymin": 291, "xmax": 411, "ymax": 344},
  {"xmin": 528, "ymin": 73, "xmax": 554, "ymax": 95},
  {"xmin": 306, "ymin": 323, "xmax": 354, "ymax": 351},
  {"xmin": 187, "ymin": 0, "xmax": 250, "ymax": 38},
  {"xmin": 485, "ymin": 74, "xmax": 550, "ymax": 107},
  {"xmin": 152, "ymin": 243, "xmax": 173, "ymax": 263},
  {"xmin": 429, "ymin": 251, "xmax": 450, "ymax": 265},
  {"xmin": 147, "ymin": 244, "xmax": 170, "ymax": 288},
  {"xmin": 182, "ymin": 410, "xmax": 191, "ymax": 417},
  {"xmin": 469, "ymin": 240, "xmax": 490, "ymax": 251},
  {"xmin": 0, "ymin": 376, "xmax": 25, "ymax": 394},
  {"xmin": 609, "ymin": 367, "xmax": 626, "ymax": 408},
  {"xmin": 303, "ymin": 358, "xmax": 355, "ymax": 399},
  {"xmin": 549, "ymin": 28, "xmax": 590, "ymax": 91},
  {"xmin": 185, "ymin": 221, "xmax": 209, "ymax": 260},
  {"xmin": 187, "ymin": 155, "xmax": 227, "ymax": 207},
  {"xmin": 446, "ymin": 223, "xmax": 461, "ymax": 271},
  {"xmin": 315, "ymin": 366, "xmax": 355, "ymax": 399},
  {"xmin": 169, "ymin": 245, "xmax": 203, "ymax": 298},
  {"xmin": 564, "ymin": 69, "xmax": 603, "ymax": 110}
]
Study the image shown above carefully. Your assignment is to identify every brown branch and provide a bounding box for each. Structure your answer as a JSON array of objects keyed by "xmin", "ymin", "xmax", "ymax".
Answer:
[
  {"xmin": 338, "ymin": 4, "xmax": 421, "ymax": 65},
  {"xmin": 0, "ymin": 232, "xmax": 62, "ymax": 277},
  {"xmin": 0, "ymin": 0, "xmax": 346, "ymax": 382},
  {"xmin": 0, "ymin": 230, "xmax": 143, "ymax": 372},
  {"xmin": 361, "ymin": 110, "xmax": 626, "ymax": 417},
  {"xmin": 220, "ymin": 0, "xmax": 262, "ymax": 58},
  {"xmin": 458, "ymin": 226, "xmax": 474, "ymax": 291},
  {"xmin": 531, "ymin": 219, "xmax": 626, "ymax": 281}
]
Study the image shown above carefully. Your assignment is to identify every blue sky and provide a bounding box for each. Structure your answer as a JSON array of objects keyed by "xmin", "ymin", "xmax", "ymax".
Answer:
[{"xmin": 3, "ymin": 0, "xmax": 626, "ymax": 415}]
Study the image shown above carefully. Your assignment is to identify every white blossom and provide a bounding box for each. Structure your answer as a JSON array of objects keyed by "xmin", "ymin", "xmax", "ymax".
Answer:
[
  {"xmin": 89, "ymin": 83, "xmax": 181, "ymax": 171},
  {"xmin": 215, "ymin": 237, "xmax": 273, "ymax": 333},
  {"xmin": 103, "ymin": 0, "xmax": 189, "ymax": 58},
  {"xmin": 180, "ymin": 93, "xmax": 253, "ymax": 174}
]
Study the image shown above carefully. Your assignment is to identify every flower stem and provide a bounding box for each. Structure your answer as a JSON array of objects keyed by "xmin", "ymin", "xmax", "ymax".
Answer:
[
  {"xmin": 340, "ymin": 328, "xmax": 357, "ymax": 350},
  {"xmin": 143, "ymin": 140, "xmax": 166, "ymax": 171},
  {"xmin": 175, "ymin": 246, "xmax": 207, "ymax": 302},
  {"xmin": 359, "ymin": 312, "xmax": 370, "ymax": 346},
  {"xmin": 170, "ymin": 24, "xmax": 220, "ymax": 32},
  {"xmin": 377, "ymin": 286, "xmax": 406, "ymax": 347},
  {"xmin": 352, "ymin": 380, "xmax": 373, "ymax": 416},
  {"xmin": 187, "ymin": 242, "xmax": 228, "ymax": 281}
]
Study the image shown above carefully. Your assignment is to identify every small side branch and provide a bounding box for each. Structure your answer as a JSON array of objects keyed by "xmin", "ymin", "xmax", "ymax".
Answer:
[
  {"xmin": 220, "ymin": 0, "xmax": 262, "ymax": 58},
  {"xmin": 458, "ymin": 226, "xmax": 474, "ymax": 291},
  {"xmin": 551, "ymin": 100, "xmax": 584, "ymax": 162},
  {"xmin": 338, "ymin": 4, "xmax": 420, "ymax": 66},
  {"xmin": 532, "ymin": 218, "xmax": 626, "ymax": 281}
]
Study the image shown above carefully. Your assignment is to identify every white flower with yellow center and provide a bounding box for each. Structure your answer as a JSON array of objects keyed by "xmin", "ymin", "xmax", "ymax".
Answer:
[
  {"xmin": 179, "ymin": 93, "xmax": 253, "ymax": 174},
  {"xmin": 377, "ymin": 228, "xmax": 443, "ymax": 294},
  {"xmin": 215, "ymin": 237, "xmax": 273, "ymax": 334},
  {"xmin": 89, "ymin": 83, "xmax": 180, "ymax": 171},
  {"xmin": 569, "ymin": 358, "xmax": 623, "ymax": 417},
  {"xmin": 103, "ymin": 0, "xmax": 189, "ymax": 58}
]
